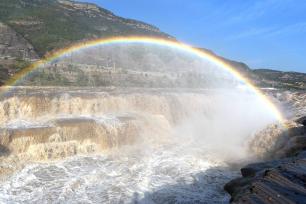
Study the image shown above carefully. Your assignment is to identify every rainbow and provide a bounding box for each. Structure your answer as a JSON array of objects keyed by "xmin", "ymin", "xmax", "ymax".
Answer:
[{"xmin": 2, "ymin": 36, "xmax": 285, "ymax": 124}]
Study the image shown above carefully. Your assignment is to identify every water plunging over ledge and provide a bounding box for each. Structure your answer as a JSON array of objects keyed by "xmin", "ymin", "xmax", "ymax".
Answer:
[
  {"xmin": 0, "ymin": 40, "xmax": 285, "ymax": 203},
  {"xmin": 0, "ymin": 86, "xmax": 281, "ymax": 203}
]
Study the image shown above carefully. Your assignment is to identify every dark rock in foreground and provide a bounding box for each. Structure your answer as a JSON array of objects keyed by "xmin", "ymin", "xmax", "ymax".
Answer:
[
  {"xmin": 297, "ymin": 116, "xmax": 306, "ymax": 126},
  {"xmin": 225, "ymin": 116, "xmax": 306, "ymax": 203}
]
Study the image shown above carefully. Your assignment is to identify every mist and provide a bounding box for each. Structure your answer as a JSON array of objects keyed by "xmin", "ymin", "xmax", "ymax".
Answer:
[{"xmin": 0, "ymin": 43, "xmax": 283, "ymax": 203}]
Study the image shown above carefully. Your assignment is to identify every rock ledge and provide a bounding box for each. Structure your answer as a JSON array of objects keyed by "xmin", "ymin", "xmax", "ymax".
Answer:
[{"xmin": 225, "ymin": 116, "xmax": 306, "ymax": 203}]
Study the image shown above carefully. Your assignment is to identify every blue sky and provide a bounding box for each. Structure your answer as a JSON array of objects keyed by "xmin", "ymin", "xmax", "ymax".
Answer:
[{"xmin": 81, "ymin": 0, "xmax": 306, "ymax": 72}]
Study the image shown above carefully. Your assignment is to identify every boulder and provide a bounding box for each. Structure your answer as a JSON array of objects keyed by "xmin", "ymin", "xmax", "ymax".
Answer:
[
  {"xmin": 225, "ymin": 124, "xmax": 306, "ymax": 203},
  {"xmin": 241, "ymin": 158, "xmax": 293, "ymax": 177},
  {"xmin": 226, "ymin": 158, "xmax": 306, "ymax": 203},
  {"xmin": 276, "ymin": 135, "xmax": 306, "ymax": 157},
  {"xmin": 296, "ymin": 116, "xmax": 306, "ymax": 126}
]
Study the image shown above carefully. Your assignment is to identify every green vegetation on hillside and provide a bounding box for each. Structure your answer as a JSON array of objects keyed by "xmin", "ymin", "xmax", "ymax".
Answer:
[
  {"xmin": 0, "ymin": 58, "xmax": 31, "ymax": 85},
  {"xmin": 254, "ymin": 69, "xmax": 306, "ymax": 90},
  {"xmin": 0, "ymin": 0, "xmax": 304, "ymax": 89},
  {"xmin": 0, "ymin": 0, "xmax": 170, "ymax": 56}
]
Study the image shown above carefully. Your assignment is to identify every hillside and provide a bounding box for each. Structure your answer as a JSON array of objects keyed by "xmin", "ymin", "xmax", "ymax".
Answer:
[
  {"xmin": 0, "ymin": 0, "xmax": 304, "ymax": 89},
  {"xmin": 0, "ymin": 0, "xmax": 173, "ymax": 85},
  {"xmin": 254, "ymin": 69, "xmax": 306, "ymax": 90},
  {"xmin": 0, "ymin": 0, "xmax": 172, "ymax": 56},
  {"xmin": 205, "ymin": 50, "xmax": 306, "ymax": 90}
]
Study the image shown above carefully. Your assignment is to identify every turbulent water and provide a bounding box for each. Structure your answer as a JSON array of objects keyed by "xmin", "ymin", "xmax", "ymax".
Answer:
[
  {"xmin": 0, "ymin": 146, "xmax": 238, "ymax": 203},
  {"xmin": 0, "ymin": 87, "xmax": 282, "ymax": 204}
]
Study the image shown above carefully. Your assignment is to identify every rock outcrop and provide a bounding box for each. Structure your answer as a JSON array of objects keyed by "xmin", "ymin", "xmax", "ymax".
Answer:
[
  {"xmin": 225, "ymin": 116, "xmax": 306, "ymax": 203},
  {"xmin": 0, "ymin": 21, "xmax": 39, "ymax": 85},
  {"xmin": 0, "ymin": 0, "xmax": 304, "ymax": 89},
  {"xmin": 0, "ymin": 0, "xmax": 173, "ymax": 57},
  {"xmin": 297, "ymin": 116, "xmax": 306, "ymax": 126},
  {"xmin": 0, "ymin": 22, "xmax": 38, "ymax": 61}
]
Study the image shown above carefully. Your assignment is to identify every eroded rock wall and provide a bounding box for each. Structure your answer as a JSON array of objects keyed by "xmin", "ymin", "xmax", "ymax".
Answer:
[{"xmin": 0, "ymin": 22, "xmax": 38, "ymax": 60}]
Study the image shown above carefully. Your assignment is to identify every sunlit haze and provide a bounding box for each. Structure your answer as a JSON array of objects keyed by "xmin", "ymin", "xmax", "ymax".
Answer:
[{"xmin": 82, "ymin": 0, "xmax": 306, "ymax": 72}]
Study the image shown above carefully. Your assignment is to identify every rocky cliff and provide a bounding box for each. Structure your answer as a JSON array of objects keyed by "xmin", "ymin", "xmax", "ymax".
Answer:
[
  {"xmin": 223, "ymin": 90, "xmax": 306, "ymax": 203},
  {"xmin": 225, "ymin": 113, "xmax": 306, "ymax": 203},
  {"xmin": 0, "ymin": 0, "xmax": 172, "ymax": 56},
  {"xmin": 254, "ymin": 69, "xmax": 306, "ymax": 90},
  {"xmin": 0, "ymin": 0, "xmax": 304, "ymax": 88},
  {"xmin": 0, "ymin": 21, "xmax": 38, "ymax": 84},
  {"xmin": 0, "ymin": 22, "xmax": 38, "ymax": 60}
]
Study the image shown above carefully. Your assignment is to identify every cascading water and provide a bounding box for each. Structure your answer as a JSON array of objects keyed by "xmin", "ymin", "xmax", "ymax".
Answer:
[{"xmin": 0, "ymin": 42, "xmax": 282, "ymax": 203}]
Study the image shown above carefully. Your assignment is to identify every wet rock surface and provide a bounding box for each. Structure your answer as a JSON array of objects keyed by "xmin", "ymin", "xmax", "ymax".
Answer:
[
  {"xmin": 225, "ymin": 116, "xmax": 306, "ymax": 203},
  {"xmin": 297, "ymin": 116, "xmax": 306, "ymax": 126}
]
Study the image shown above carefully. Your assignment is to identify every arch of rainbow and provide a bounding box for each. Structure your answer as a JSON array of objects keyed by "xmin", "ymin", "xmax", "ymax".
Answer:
[{"xmin": 3, "ymin": 36, "xmax": 285, "ymax": 124}]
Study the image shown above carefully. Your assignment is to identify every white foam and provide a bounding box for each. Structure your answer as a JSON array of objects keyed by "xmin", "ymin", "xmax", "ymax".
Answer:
[
  {"xmin": 4, "ymin": 119, "xmax": 51, "ymax": 129},
  {"xmin": 0, "ymin": 143, "xmax": 238, "ymax": 203}
]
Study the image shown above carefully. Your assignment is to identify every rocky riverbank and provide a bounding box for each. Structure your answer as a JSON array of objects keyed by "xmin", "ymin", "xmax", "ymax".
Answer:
[{"xmin": 225, "ymin": 116, "xmax": 306, "ymax": 203}]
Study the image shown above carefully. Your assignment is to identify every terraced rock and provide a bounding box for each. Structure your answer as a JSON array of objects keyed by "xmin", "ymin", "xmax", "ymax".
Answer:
[{"xmin": 225, "ymin": 116, "xmax": 306, "ymax": 203}]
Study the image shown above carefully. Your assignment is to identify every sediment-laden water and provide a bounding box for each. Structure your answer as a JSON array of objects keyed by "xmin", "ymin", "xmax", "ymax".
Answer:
[
  {"xmin": 0, "ymin": 87, "xmax": 282, "ymax": 203},
  {"xmin": 0, "ymin": 145, "xmax": 239, "ymax": 203}
]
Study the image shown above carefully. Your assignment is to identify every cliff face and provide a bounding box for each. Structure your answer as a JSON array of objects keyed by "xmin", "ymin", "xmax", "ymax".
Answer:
[
  {"xmin": 0, "ymin": 0, "xmax": 172, "ymax": 57},
  {"xmin": 0, "ymin": 21, "xmax": 38, "ymax": 85},
  {"xmin": 0, "ymin": 22, "xmax": 38, "ymax": 60},
  {"xmin": 225, "ymin": 90, "xmax": 306, "ymax": 203},
  {"xmin": 254, "ymin": 69, "xmax": 306, "ymax": 90},
  {"xmin": 0, "ymin": 0, "xmax": 304, "ymax": 88},
  {"xmin": 225, "ymin": 119, "xmax": 306, "ymax": 204},
  {"xmin": 0, "ymin": 0, "xmax": 173, "ymax": 85}
]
